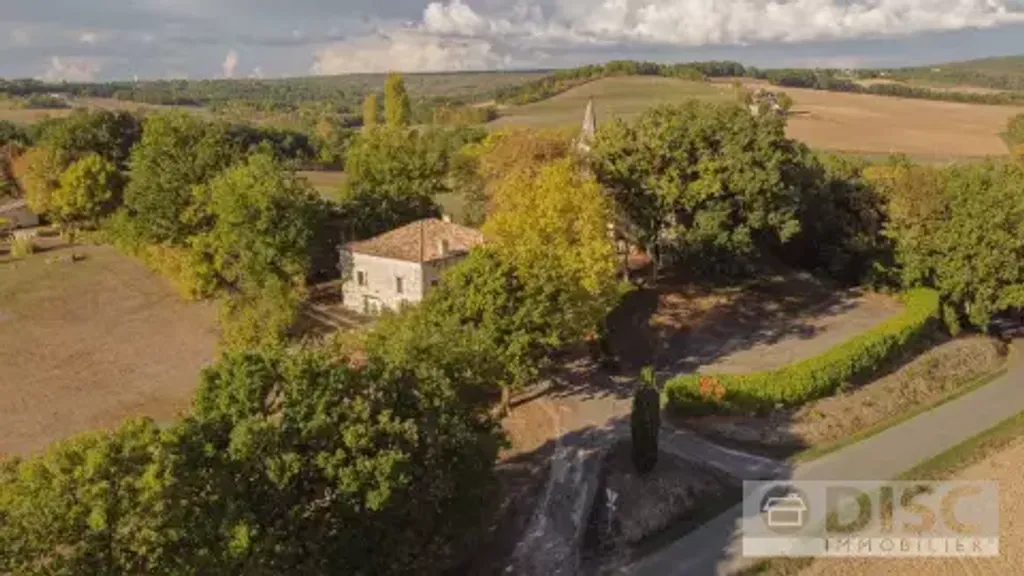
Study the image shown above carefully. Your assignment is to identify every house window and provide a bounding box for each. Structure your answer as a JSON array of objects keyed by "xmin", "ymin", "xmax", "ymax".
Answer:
[
  {"xmin": 356, "ymin": 270, "xmax": 367, "ymax": 286},
  {"xmin": 395, "ymin": 276, "xmax": 404, "ymax": 294}
]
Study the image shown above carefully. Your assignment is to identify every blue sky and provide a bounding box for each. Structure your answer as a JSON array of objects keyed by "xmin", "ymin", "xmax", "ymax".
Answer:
[{"xmin": 2, "ymin": 0, "xmax": 1024, "ymax": 81}]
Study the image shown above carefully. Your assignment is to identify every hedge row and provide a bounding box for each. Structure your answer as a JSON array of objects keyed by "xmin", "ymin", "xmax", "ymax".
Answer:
[{"xmin": 664, "ymin": 289, "xmax": 941, "ymax": 415}]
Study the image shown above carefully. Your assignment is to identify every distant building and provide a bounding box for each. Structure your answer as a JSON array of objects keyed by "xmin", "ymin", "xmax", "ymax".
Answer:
[
  {"xmin": 338, "ymin": 217, "xmax": 484, "ymax": 314},
  {"xmin": 0, "ymin": 197, "xmax": 39, "ymax": 230}
]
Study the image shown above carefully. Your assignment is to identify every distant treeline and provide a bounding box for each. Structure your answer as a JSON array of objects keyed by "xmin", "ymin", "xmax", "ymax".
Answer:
[{"xmin": 762, "ymin": 68, "xmax": 1024, "ymax": 106}]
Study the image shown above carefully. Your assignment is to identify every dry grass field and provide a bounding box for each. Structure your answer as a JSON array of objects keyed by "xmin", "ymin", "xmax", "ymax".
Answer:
[
  {"xmin": 730, "ymin": 79, "xmax": 1021, "ymax": 158},
  {"xmin": 494, "ymin": 76, "xmax": 1019, "ymax": 159},
  {"xmin": 0, "ymin": 242, "xmax": 218, "ymax": 458},
  {"xmin": 490, "ymin": 76, "xmax": 731, "ymax": 129}
]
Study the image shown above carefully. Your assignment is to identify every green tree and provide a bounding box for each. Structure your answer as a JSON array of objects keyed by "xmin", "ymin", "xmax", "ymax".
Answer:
[
  {"xmin": 592, "ymin": 101, "xmax": 805, "ymax": 276},
  {"xmin": 51, "ymin": 154, "xmax": 122, "ymax": 227},
  {"xmin": 384, "ymin": 73, "xmax": 411, "ymax": 128},
  {"xmin": 1006, "ymin": 113, "xmax": 1024, "ymax": 150},
  {"xmin": 776, "ymin": 92, "xmax": 795, "ymax": 112},
  {"xmin": 0, "ymin": 347, "xmax": 503, "ymax": 575},
  {"xmin": 36, "ymin": 109, "xmax": 142, "ymax": 170},
  {"xmin": 362, "ymin": 92, "xmax": 380, "ymax": 129},
  {"xmin": 191, "ymin": 153, "xmax": 325, "ymax": 348},
  {"xmin": 13, "ymin": 145, "xmax": 69, "ymax": 214},
  {"xmin": 123, "ymin": 112, "xmax": 240, "ymax": 244},
  {"xmin": 631, "ymin": 367, "xmax": 660, "ymax": 475},
  {"xmin": 336, "ymin": 128, "xmax": 445, "ymax": 239},
  {"xmin": 484, "ymin": 158, "xmax": 625, "ymax": 344}
]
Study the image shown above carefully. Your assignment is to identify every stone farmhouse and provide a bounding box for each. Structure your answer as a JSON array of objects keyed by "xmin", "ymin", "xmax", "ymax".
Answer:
[{"xmin": 338, "ymin": 217, "xmax": 484, "ymax": 314}]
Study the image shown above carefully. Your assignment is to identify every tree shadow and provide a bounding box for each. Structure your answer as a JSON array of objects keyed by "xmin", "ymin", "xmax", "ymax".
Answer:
[{"xmin": 607, "ymin": 273, "xmax": 868, "ymax": 378}]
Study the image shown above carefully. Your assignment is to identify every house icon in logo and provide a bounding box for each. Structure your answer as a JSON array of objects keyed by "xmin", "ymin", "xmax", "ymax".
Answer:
[{"xmin": 763, "ymin": 493, "xmax": 808, "ymax": 529}]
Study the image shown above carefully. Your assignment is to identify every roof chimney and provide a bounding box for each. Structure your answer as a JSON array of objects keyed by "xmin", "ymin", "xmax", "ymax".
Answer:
[
  {"xmin": 441, "ymin": 213, "xmax": 452, "ymax": 223},
  {"xmin": 437, "ymin": 238, "xmax": 450, "ymax": 258}
]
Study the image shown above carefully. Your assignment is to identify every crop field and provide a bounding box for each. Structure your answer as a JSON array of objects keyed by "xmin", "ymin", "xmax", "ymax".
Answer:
[
  {"xmin": 0, "ymin": 242, "xmax": 219, "ymax": 457},
  {"xmin": 492, "ymin": 75, "xmax": 1019, "ymax": 159},
  {"xmin": 490, "ymin": 76, "xmax": 731, "ymax": 129},
  {"xmin": 728, "ymin": 79, "xmax": 1021, "ymax": 158}
]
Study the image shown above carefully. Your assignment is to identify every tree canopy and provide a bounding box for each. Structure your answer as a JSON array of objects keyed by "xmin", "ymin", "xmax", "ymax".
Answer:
[
  {"xmin": 123, "ymin": 112, "xmax": 241, "ymax": 244},
  {"xmin": 0, "ymin": 346, "xmax": 502, "ymax": 575},
  {"xmin": 52, "ymin": 154, "xmax": 122, "ymax": 227},
  {"xmin": 384, "ymin": 73, "xmax": 411, "ymax": 128},
  {"xmin": 591, "ymin": 101, "xmax": 805, "ymax": 275}
]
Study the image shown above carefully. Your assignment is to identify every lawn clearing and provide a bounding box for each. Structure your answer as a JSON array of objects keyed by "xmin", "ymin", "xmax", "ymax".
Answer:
[
  {"xmin": 0, "ymin": 242, "xmax": 218, "ymax": 458},
  {"xmin": 299, "ymin": 170, "xmax": 347, "ymax": 201},
  {"xmin": 490, "ymin": 76, "xmax": 730, "ymax": 129},
  {"xmin": 723, "ymin": 79, "xmax": 1021, "ymax": 158},
  {"xmin": 607, "ymin": 273, "xmax": 903, "ymax": 377}
]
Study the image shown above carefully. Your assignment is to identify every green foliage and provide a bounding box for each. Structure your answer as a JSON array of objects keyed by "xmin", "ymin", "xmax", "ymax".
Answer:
[
  {"xmin": 784, "ymin": 152, "xmax": 893, "ymax": 285},
  {"xmin": 52, "ymin": 154, "xmax": 122, "ymax": 227},
  {"xmin": 0, "ymin": 347, "xmax": 503, "ymax": 575},
  {"xmin": 0, "ymin": 419, "xmax": 166, "ymax": 575},
  {"xmin": 664, "ymin": 289, "xmax": 941, "ymax": 414},
  {"xmin": 35, "ymin": 109, "xmax": 142, "ymax": 170},
  {"xmin": 191, "ymin": 153, "xmax": 326, "ymax": 349},
  {"xmin": 592, "ymin": 101, "xmax": 805, "ymax": 275},
  {"xmin": 362, "ymin": 92, "xmax": 379, "ymax": 129},
  {"xmin": 1007, "ymin": 113, "xmax": 1024, "ymax": 150},
  {"xmin": 877, "ymin": 160, "xmax": 1024, "ymax": 327},
  {"xmin": 0, "ymin": 120, "xmax": 30, "ymax": 147},
  {"xmin": 9, "ymin": 233, "xmax": 34, "ymax": 258},
  {"xmin": 631, "ymin": 367, "xmax": 661, "ymax": 475},
  {"xmin": 384, "ymin": 73, "xmax": 411, "ymax": 128},
  {"xmin": 337, "ymin": 128, "xmax": 446, "ymax": 239},
  {"xmin": 123, "ymin": 112, "xmax": 241, "ymax": 244}
]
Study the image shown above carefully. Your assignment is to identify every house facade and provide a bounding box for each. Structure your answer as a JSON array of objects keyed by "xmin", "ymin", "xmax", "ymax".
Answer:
[{"xmin": 339, "ymin": 218, "xmax": 484, "ymax": 314}]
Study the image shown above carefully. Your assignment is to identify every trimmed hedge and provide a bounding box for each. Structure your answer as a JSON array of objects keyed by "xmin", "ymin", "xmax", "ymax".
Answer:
[{"xmin": 664, "ymin": 289, "xmax": 941, "ymax": 415}]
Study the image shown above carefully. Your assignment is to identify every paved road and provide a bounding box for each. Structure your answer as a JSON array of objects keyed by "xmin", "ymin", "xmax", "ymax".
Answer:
[{"xmin": 623, "ymin": 353, "xmax": 1024, "ymax": 576}]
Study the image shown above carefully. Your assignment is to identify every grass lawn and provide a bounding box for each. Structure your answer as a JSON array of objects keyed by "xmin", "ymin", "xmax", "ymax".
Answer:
[
  {"xmin": 0, "ymin": 242, "xmax": 218, "ymax": 458},
  {"xmin": 299, "ymin": 170, "xmax": 347, "ymax": 201},
  {"xmin": 490, "ymin": 76, "xmax": 731, "ymax": 129}
]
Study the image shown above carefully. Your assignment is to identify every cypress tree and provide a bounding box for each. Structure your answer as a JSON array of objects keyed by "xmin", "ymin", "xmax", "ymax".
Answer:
[
  {"xmin": 384, "ymin": 73, "xmax": 411, "ymax": 127},
  {"xmin": 631, "ymin": 366, "xmax": 661, "ymax": 475}
]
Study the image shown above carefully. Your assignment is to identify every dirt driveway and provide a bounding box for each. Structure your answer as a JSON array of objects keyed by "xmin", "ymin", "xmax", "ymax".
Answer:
[
  {"xmin": 607, "ymin": 273, "xmax": 903, "ymax": 376},
  {"xmin": 0, "ymin": 243, "xmax": 218, "ymax": 458}
]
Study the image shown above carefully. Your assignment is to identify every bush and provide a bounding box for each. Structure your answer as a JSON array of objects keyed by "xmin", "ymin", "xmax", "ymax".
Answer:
[
  {"xmin": 664, "ymin": 289, "xmax": 941, "ymax": 414},
  {"xmin": 9, "ymin": 234, "xmax": 34, "ymax": 258},
  {"xmin": 631, "ymin": 367, "xmax": 661, "ymax": 475}
]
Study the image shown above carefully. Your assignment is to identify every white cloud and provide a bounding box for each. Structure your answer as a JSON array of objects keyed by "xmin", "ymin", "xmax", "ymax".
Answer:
[
  {"xmin": 249, "ymin": 66, "xmax": 264, "ymax": 79},
  {"xmin": 40, "ymin": 56, "xmax": 102, "ymax": 82},
  {"xmin": 80, "ymin": 31, "xmax": 99, "ymax": 44},
  {"xmin": 419, "ymin": 0, "xmax": 1024, "ymax": 46},
  {"xmin": 222, "ymin": 48, "xmax": 239, "ymax": 78},
  {"xmin": 311, "ymin": 30, "xmax": 510, "ymax": 74}
]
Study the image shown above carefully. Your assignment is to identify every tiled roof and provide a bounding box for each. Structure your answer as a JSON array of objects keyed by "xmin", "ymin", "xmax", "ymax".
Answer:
[{"xmin": 345, "ymin": 218, "xmax": 484, "ymax": 263}]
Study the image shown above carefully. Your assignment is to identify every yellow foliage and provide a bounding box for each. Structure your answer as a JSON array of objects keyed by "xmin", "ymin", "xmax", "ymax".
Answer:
[
  {"xmin": 484, "ymin": 158, "xmax": 624, "ymax": 334},
  {"xmin": 470, "ymin": 128, "xmax": 574, "ymax": 184},
  {"xmin": 9, "ymin": 234, "xmax": 35, "ymax": 259},
  {"xmin": 139, "ymin": 244, "xmax": 214, "ymax": 301},
  {"xmin": 1014, "ymin": 143, "xmax": 1024, "ymax": 161},
  {"xmin": 13, "ymin": 146, "xmax": 69, "ymax": 215}
]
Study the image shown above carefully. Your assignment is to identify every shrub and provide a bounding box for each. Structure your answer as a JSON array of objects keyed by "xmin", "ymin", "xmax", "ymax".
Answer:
[
  {"xmin": 631, "ymin": 367, "xmax": 661, "ymax": 475},
  {"xmin": 664, "ymin": 289, "xmax": 941, "ymax": 414},
  {"xmin": 9, "ymin": 234, "xmax": 34, "ymax": 258}
]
